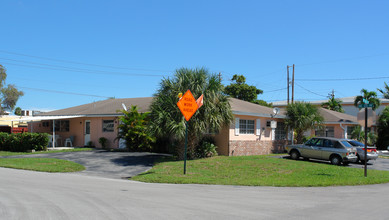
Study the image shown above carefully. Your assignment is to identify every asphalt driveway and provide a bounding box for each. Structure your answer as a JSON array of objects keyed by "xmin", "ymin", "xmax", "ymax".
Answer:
[
  {"xmin": 3, "ymin": 150, "xmax": 169, "ymax": 179},
  {"xmin": 281, "ymin": 154, "xmax": 389, "ymax": 171}
]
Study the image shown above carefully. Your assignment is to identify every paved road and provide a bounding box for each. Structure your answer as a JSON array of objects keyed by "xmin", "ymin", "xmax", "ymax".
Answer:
[
  {"xmin": 3, "ymin": 150, "xmax": 168, "ymax": 179},
  {"xmin": 0, "ymin": 167, "xmax": 389, "ymax": 220}
]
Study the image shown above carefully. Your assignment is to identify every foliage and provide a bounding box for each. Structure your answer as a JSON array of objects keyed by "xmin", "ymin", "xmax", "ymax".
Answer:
[
  {"xmin": 224, "ymin": 74, "xmax": 263, "ymax": 103},
  {"xmin": 14, "ymin": 107, "xmax": 22, "ymax": 116},
  {"xmin": 87, "ymin": 141, "xmax": 94, "ymax": 148},
  {"xmin": 302, "ymin": 135, "xmax": 316, "ymax": 144},
  {"xmin": 98, "ymin": 137, "xmax": 108, "ymax": 149},
  {"xmin": 0, "ymin": 65, "xmax": 24, "ymax": 113},
  {"xmin": 252, "ymin": 99, "xmax": 273, "ymax": 107},
  {"xmin": 350, "ymin": 125, "xmax": 377, "ymax": 146},
  {"xmin": 354, "ymin": 89, "xmax": 380, "ymax": 111},
  {"xmin": 195, "ymin": 137, "xmax": 218, "ymax": 158},
  {"xmin": 0, "ymin": 132, "xmax": 49, "ymax": 152},
  {"xmin": 377, "ymin": 106, "xmax": 389, "ymax": 149},
  {"xmin": 132, "ymin": 155, "xmax": 389, "ymax": 187},
  {"xmin": 117, "ymin": 105, "xmax": 155, "ymax": 152},
  {"xmin": 284, "ymin": 102, "xmax": 323, "ymax": 144},
  {"xmin": 321, "ymin": 96, "xmax": 344, "ymax": 113},
  {"xmin": 149, "ymin": 67, "xmax": 233, "ymax": 159},
  {"xmin": 377, "ymin": 82, "xmax": 389, "ymax": 99}
]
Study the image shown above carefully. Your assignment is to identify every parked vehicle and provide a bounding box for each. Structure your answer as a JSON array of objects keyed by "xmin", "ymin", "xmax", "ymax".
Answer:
[
  {"xmin": 346, "ymin": 140, "xmax": 378, "ymax": 164},
  {"xmin": 285, "ymin": 137, "xmax": 358, "ymax": 165}
]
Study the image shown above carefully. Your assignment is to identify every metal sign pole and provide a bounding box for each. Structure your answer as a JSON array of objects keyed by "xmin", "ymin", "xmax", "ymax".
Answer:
[
  {"xmin": 364, "ymin": 107, "xmax": 368, "ymax": 177},
  {"xmin": 184, "ymin": 121, "xmax": 188, "ymax": 175}
]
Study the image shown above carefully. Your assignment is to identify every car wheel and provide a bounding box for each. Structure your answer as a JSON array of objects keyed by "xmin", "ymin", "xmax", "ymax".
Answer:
[
  {"xmin": 290, "ymin": 150, "xmax": 300, "ymax": 160},
  {"xmin": 360, "ymin": 160, "xmax": 369, "ymax": 164},
  {"xmin": 330, "ymin": 155, "xmax": 342, "ymax": 166}
]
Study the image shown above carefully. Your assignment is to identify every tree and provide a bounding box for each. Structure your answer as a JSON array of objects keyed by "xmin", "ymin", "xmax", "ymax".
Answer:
[
  {"xmin": 378, "ymin": 82, "xmax": 389, "ymax": 99},
  {"xmin": 350, "ymin": 125, "xmax": 377, "ymax": 146},
  {"xmin": 0, "ymin": 65, "xmax": 24, "ymax": 114},
  {"xmin": 14, "ymin": 107, "xmax": 22, "ymax": 116},
  {"xmin": 117, "ymin": 105, "xmax": 155, "ymax": 152},
  {"xmin": 224, "ymin": 74, "xmax": 263, "ymax": 103},
  {"xmin": 284, "ymin": 102, "xmax": 323, "ymax": 144},
  {"xmin": 377, "ymin": 106, "xmax": 389, "ymax": 150},
  {"xmin": 149, "ymin": 67, "xmax": 233, "ymax": 159},
  {"xmin": 321, "ymin": 95, "xmax": 344, "ymax": 113},
  {"xmin": 354, "ymin": 89, "xmax": 380, "ymax": 111}
]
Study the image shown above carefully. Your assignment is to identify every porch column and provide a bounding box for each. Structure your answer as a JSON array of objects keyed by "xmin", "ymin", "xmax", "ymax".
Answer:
[
  {"xmin": 271, "ymin": 128, "xmax": 275, "ymax": 141},
  {"xmin": 344, "ymin": 125, "xmax": 348, "ymax": 139},
  {"xmin": 52, "ymin": 120, "xmax": 56, "ymax": 148}
]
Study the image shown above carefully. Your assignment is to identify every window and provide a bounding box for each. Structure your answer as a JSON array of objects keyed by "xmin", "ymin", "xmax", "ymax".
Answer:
[
  {"xmin": 275, "ymin": 122, "xmax": 286, "ymax": 140},
  {"xmin": 239, "ymin": 119, "xmax": 255, "ymax": 134},
  {"xmin": 54, "ymin": 120, "xmax": 69, "ymax": 132},
  {"xmin": 315, "ymin": 126, "xmax": 334, "ymax": 137},
  {"xmin": 103, "ymin": 120, "xmax": 114, "ymax": 132}
]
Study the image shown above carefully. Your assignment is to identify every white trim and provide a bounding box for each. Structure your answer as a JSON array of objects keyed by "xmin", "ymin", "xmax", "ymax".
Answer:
[
  {"xmin": 232, "ymin": 111, "xmax": 286, "ymax": 119},
  {"xmin": 9, "ymin": 115, "xmax": 84, "ymax": 122},
  {"xmin": 235, "ymin": 118, "xmax": 240, "ymax": 136},
  {"xmin": 256, "ymin": 119, "xmax": 261, "ymax": 136}
]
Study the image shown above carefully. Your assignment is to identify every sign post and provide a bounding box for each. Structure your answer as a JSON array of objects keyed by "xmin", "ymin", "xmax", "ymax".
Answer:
[
  {"xmin": 358, "ymin": 103, "xmax": 371, "ymax": 177},
  {"xmin": 177, "ymin": 90, "xmax": 203, "ymax": 174}
]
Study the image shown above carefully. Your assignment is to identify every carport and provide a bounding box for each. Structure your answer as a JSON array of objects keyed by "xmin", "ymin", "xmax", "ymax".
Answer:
[{"xmin": 9, "ymin": 115, "xmax": 84, "ymax": 148}]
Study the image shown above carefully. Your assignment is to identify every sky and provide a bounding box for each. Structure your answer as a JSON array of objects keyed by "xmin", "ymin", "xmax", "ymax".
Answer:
[{"xmin": 1, "ymin": 0, "xmax": 388, "ymax": 112}]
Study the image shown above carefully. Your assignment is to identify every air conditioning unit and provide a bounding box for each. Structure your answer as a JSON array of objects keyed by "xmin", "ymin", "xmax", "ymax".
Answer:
[{"xmin": 266, "ymin": 120, "xmax": 277, "ymax": 129}]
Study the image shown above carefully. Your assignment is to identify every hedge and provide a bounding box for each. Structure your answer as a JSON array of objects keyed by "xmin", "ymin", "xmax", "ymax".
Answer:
[{"xmin": 0, "ymin": 132, "xmax": 49, "ymax": 152}]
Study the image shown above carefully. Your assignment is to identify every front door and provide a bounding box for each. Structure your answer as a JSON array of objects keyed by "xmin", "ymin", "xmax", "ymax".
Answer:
[{"xmin": 84, "ymin": 120, "xmax": 91, "ymax": 146}]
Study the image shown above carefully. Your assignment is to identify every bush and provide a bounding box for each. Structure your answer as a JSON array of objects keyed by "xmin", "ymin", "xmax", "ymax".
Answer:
[
  {"xmin": 98, "ymin": 137, "xmax": 108, "ymax": 149},
  {"xmin": 195, "ymin": 137, "xmax": 218, "ymax": 158},
  {"xmin": 0, "ymin": 132, "xmax": 49, "ymax": 152}
]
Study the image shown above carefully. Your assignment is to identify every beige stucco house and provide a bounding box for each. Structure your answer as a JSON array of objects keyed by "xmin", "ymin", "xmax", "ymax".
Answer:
[{"xmin": 28, "ymin": 97, "xmax": 359, "ymax": 155}]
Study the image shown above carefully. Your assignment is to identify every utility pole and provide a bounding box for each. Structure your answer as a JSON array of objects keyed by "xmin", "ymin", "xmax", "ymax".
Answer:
[
  {"xmin": 292, "ymin": 64, "xmax": 295, "ymax": 104},
  {"xmin": 287, "ymin": 66, "xmax": 290, "ymax": 104},
  {"xmin": 218, "ymin": 72, "xmax": 222, "ymax": 82}
]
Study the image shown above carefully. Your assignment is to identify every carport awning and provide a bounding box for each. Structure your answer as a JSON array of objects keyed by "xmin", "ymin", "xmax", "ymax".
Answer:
[{"xmin": 8, "ymin": 115, "xmax": 85, "ymax": 122}]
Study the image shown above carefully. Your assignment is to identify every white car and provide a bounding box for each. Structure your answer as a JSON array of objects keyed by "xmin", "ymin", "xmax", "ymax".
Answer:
[{"xmin": 346, "ymin": 140, "xmax": 378, "ymax": 164}]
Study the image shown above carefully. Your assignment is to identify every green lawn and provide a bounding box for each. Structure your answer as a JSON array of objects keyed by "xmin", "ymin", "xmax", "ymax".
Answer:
[
  {"xmin": 0, "ymin": 158, "xmax": 85, "ymax": 172},
  {"xmin": 0, "ymin": 148, "xmax": 94, "ymax": 157},
  {"xmin": 132, "ymin": 155, "xmax": 389, "ymax": 187}
]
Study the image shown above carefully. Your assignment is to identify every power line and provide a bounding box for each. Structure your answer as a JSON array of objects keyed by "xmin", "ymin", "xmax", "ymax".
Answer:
[
  {"xmin": 263, "ymin": 87, "xmax": 287, "ymax": 93},
  {"xmin": 295, "ymin": 76, "xmax": 389, "ymax": 81},
  {"xmin": 294, "ymin": 82, "xmax": 327, "ymax": 98},
  {"xmin": 17, "ymin": 86, "xmax": 112, "ymax": 98},
  {"xmin": 0, "ymin": 61, "xmax": 167, "ymax": 77},
  {"xmin": 0, "ymin": 49, "xmax": 173, "ymax": 72}
]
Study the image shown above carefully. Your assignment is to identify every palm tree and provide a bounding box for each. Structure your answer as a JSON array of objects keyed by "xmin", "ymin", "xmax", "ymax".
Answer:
[
  {"xmin": 378, "ymin": 82, "xmax": 389, "ymax": 99},
  {"xmin": 377, "ymin": 106, "xmax": 389, "ymax": 149},
  {"xmin": 149, "ymin": 67, "xmax": 233, "ymax": 159},
  {"xmin": 285, "ymin": 102, "xmax": 323, "ymax": 144},
  {"xmin": 321, "ymin": 96, "xmax": 344, "ymax": 113},
  {"xmin": 354, "ymin": 89, "xmax": 380, "ymax": 111}
]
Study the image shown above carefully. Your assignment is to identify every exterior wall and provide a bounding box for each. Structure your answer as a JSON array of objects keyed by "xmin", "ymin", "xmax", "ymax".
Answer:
[
  {"xmin": 214, "ymin": 115, "xmax": 288, "ymax": 156},
  {"xmin": 229, "ymin": 140, "xmax": 289, "ymax": 156},
  {"xmin": 311, "ymin": 124, "xmax": 358, "ymax": 139},
  {"xmin": 213, "ymin": 125, "xmax": 230, "ymax": 156},
  {"xmin": 29, "ymin": 117, "xmax": 120, "ymax": 148}
]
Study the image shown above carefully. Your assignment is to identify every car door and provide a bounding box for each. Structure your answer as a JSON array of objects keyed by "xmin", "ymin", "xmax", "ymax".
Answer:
[
  {"xmin": 320, "ymin": 139, "xmax": 335, "ymax": 160},
  {"xmin": 301, "ymin": 138, "xmax": 321, "ymax": 159}
]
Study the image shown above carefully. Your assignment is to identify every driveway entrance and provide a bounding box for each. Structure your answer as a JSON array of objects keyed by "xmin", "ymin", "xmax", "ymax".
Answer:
[{"xmin": 4, "ymin": 150, "xmax": 168, "ymax": 179}]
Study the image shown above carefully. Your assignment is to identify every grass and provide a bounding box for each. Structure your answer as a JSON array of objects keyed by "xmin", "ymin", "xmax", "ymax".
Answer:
[
  {"xmin": 0, "ymin": 158, "xmax": 85, "ymax": 172},
  {"xmin": 379, "ymin": 155, "xmax": 389, "ymax": 159},
  {"xmin": 132, "ymin": 155, "xmax": 389, "ymax": 187},
  {"xmin": 0, "ymin": 148, "xmax": 94, "ymax": 157}
]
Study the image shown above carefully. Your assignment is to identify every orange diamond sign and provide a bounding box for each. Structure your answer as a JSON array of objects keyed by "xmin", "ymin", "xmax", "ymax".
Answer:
[{"xmin": 177, "ymin": 90, "xmax": 199, "ymax": 121}]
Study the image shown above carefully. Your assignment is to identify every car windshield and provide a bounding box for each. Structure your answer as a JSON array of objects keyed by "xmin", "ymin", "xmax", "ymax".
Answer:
[
  {"xmin": 341, "ymin": 141, "xmax": 353, "ymax": 148},
  {"xmin": 348, "ymin": 140, "xmax": 364, "ymax": 147}
]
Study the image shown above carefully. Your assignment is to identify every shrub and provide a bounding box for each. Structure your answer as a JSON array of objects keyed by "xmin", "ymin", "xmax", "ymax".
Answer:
[
  {"xmin": 87, "ymin": 141, "xmax": 95, "ymax": 148},
  {"xmin": 98, "ymin": 137, "xmax": 108, "ymax": 149},
  {"xmin": 195, "ymin": 137, "xmax": 218, "ymax": 158},
  {"xmin": 0, "ymin": 132, "xmax": 49, "ymax": 152}
]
